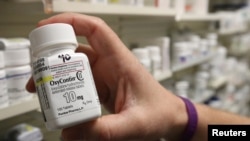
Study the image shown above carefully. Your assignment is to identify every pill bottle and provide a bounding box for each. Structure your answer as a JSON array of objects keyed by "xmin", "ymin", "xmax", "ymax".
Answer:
[
  {"xmin": 194, "ymin": 71, "xmax": 210, "ymax": 99},
  {"xmin": 131, "ymin": 47, "xmax": 152, "ymax": 73},
  {"xmin": 206, "ymin": 33, "xmax": 218, "ymax": 53},
  {"xmin": 154, "ymin": 37, "xmax": 170, "ymax": 72},
  {"xmin": 146, "ymin": 45, "xmax": 162, "ymax": 77},
  {"xmin": 6, "ymin": 65, "xmax": 32, "ymax": 104},
  {"xmin": 0, "ymin": 51, "xmax": 8, "ymax": 109},
  {"xmin": 175, "ymin": 80, "xmax": 189, "ymax": 98},
  {"xmin": 29, "ymin": 23, "xmax": 101, "ymax": 130},
  {"xmin": 161, "ymin": 37, "xmax": 171, "ymax": 72},
  {"xmin": 199, "ymin": 39, "xmax": 209, "ymax": 56},
  {"xmin": 5, "ymin": 47, "xmax": 31, "ymax": 67},
  {"xmin": 188, "ymin": 34, "xmax": 200, "ymax": 58},
  {"xmin": 4, "ymin": 47, "xmax": 32, "ymax": 104},
  {"xmin": 173, "ymin": 42, "xmax": 191, "ymax": 65}
]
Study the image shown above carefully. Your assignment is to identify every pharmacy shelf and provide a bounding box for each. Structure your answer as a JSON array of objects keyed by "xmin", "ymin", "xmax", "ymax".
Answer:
[
  {"xmin": 172, "ymin": 54, "xmax": 214, "ymax": 72},
  {"xmin": 218, "ymin": 27, "xmax": 248, "ymax": 35},
  {"xmin": 50, "ymin": 1, "xmax": 176, "ymax": 17},
  {"xmin": 175, "ymin": 13, "xmax": 221, "ymax": 21},
  {"xmin": 228, "ymin": 48, "xmax": 250, "ymax": 57},
  {"xmin": 155, "ymin": 70, "xmax": 172, "ymax": 82},
  {"xmin": 3, "ymin": 1, "xmax": 233, "ymax": 23},
  {"xmin": 51, "ymin": 1, "xmax": 222, "ymax": 21},
  {"xmin": 0, "ymin": 96, "xmax": 40, "ymax": 121},
  {"xmin": 208, "ymin": 76, "xmax": 228, "ymax": 90},
  {"xmin": 50, "ymin": 1, "xmax": 222, "ymax": 21}
]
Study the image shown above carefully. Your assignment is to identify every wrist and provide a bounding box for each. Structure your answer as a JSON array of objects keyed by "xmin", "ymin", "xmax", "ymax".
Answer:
[{"xmin": 164, "ymin": 96, "xmax": 189, "ymax": 141}]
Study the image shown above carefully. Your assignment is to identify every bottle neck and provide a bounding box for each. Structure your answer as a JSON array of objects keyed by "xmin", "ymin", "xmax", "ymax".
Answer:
[{"xmin": 35, "ymin": 44, "xmax": 76, "ymax": 58}]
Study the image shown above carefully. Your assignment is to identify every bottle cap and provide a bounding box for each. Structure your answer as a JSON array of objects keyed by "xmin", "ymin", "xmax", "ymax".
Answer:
[
  {"xmin": 146, "ymin": 46, "xmax": 161, "ymax": 58},
  {"xmin": 29, "ymin": 23, "xmax": 78, "ymax": 56},
  {"xmin": 206, "ymin": 33, "xmax": 218, "ymax": 40},
  {"xmin": 132, "ymin": 48, "xmax": 149, "ymax": 60},
  {"xmin": 4, "ymin": 48, "xmax": 31, "ymax": 67},
  {"xmin": 173, "ymin": 42, "xmax": 188, "ymax": 51},
  {"xmin": 175, "ymin": 81, "xmax": 189, "ymax": 90},
  {"xmin": 0, "ymin": 38, "xmax": 30, "ymax": 50}
]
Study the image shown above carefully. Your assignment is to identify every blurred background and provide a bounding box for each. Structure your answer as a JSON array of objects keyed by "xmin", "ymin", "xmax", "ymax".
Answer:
[{"xmin": 1, "ymin": 0, "xmax": 250, "ymax": 140}]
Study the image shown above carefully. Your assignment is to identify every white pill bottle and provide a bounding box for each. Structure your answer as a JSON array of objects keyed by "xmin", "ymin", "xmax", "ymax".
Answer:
[
  {"xmin": 0, "ymin": 51, "xmax": 8, "ymax": 108},
  {"xmin": 29, "ymin": 23, "xmax": 101, "ymax": 130}
]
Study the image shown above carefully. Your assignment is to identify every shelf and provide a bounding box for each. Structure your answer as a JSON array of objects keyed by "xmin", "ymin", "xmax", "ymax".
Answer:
[
  {"xmin": 175, "ymin": 13, "xmax": 221, "ymax": 21},
  {"xmin": 229, "ymin": 48, "xmax": 250, "ymax": 57},
  {"xmin": 50, "ymin": 1, "xmax": 222, "ymax": 21},
  {"xmin": 218, "ymin": 27, "xmax": 248, "ymax": 35},
  {"xmin": 172, "ymin": 54, "xmax": 214, "ymax": 72},
  {"xmin": 49, "ymin": 1, "xmax": 223, "ymax": 22},
  {"xmin": 154, "ymin": 70, "xmax": 172, "ymax": 82},
  {"xmin": 50, "ymin": 1, "xmax": 176, "ymax": 17},
  {"xmin": 0, "ymin": 96, "xmax": 40, "ymax": 121},
  {"xmin": 2, "ymin": 1, "xmax": 238, "ymax": 24}
]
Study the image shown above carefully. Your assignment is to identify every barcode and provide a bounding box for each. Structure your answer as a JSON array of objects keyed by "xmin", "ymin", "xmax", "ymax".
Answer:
[{"xmin": 38, "ymin": 83, "xmax": 50, "ymax": 110}]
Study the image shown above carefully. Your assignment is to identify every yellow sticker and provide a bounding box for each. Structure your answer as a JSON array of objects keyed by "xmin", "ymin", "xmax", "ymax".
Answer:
[
  {"xmin": 25, "ymin": 125, "xmax": 33, "ymax": 131},
  {"xmin": 36, "ymin": 75, "xmax": 53, "ymax": 86}
]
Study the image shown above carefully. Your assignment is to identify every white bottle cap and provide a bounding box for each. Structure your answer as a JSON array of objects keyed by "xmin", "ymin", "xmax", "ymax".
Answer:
[
  {"xmin": 131, "ymin": 48, "xmax": 149, "ymax": 60},
  {"xmin": 0, "ymin": 68, "xmax": 5, "ymax": 77},
  {"xmin": 0, "ymin": 38, "xmax": 30, "ymax": 50},
  {"xmin": 175, "ymin": 81, "xmax": 189, "ymax": 90},
  {"xmin": 0, "ymin": 51, "xmax": 5, "ymax": 68},
  {"xmin": 188, "ymin": 35, "xmax": 200, "ymax": 42},
  {"xmin": 4, "ymin": 48, "xmax": 31, "ymax": 67},
  {"xmin": 206, "ymin": 33, "xmax": 218, "ymax": 40},
  {"xmin": 29, "ymin": 23, "xmax": 78, "ymax": 56},
  {"xmin": 173, "ymin": 42, "xmax": 189, "ymax": 52},
  {"xmin": 157, "ymin": 37, "xmax": 170, "ymax": 47},
  {"xmin": 146, "ymin": 46, "xmax": 161, "ymax": 58}
]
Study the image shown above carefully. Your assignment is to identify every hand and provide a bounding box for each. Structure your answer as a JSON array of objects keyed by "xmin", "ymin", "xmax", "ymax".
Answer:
[{"xmin": 26, "ymin": 13, "xmax": 187, "ymax": 141}]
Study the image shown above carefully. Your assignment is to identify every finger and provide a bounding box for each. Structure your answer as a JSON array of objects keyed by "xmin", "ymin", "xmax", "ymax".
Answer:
[
  {"xmin": 26, "ymin": 77, "xmax": 36, "ymax": 93},
  {"xmin": 76, "ymin": 44, "xmax": 109, "ymax": 104},
  {"xmin": 62, "ymin": 124, "xmax": 84, "ymax": 141},
  {"xmin": 38, "ymin": 13, "xmax": 128, "ymax": 56}
]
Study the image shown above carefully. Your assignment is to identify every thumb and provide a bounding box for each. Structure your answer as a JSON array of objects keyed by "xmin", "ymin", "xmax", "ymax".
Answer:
[{"xmin": 62, "ymin": 112, "xmax": 144, "ymax": 141}]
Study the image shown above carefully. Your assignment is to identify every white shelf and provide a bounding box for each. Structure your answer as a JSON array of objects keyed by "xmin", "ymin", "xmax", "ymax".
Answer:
[
  {"xmin": 175, "ymin": 13, "xmax": 221, "ymax": 21},
  {"xmin": 51, "ymin": 1, "xmax": 176, "ymax": 17},
  {"xmin": 218, "ymin": 27, "xmax": 248, "ymax": 35},
  {"xmin": 229, "ymin": 48, "xmax": 250, "ymax": 56},
  {"xmin": 155, "ymin": 70, "xmax": 172, "ymax": 81},
  {"xmin": 172, "ymin": 54, "xmax": 214, "ymax": 72},
  {"xmin": 0, "ymin": 96, "xmax": 40, "ymax": 121},
  {"xmin": 49, "ymin": 1, "xmax": 223, "ymax": 22},
  {"xmin": 50, "ymin": 1, "xmax": 222, "ymax": 22}
]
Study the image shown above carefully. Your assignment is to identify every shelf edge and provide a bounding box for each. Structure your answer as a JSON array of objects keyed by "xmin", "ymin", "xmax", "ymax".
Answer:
[
  {"xmin": 51, "ymin": 1, "xmax": 176, "ymax": 17},
  {"xmin": 0, "ymin": 96, "xmax": 40, "ymax": 121}
]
